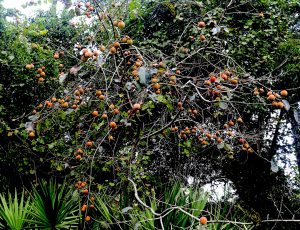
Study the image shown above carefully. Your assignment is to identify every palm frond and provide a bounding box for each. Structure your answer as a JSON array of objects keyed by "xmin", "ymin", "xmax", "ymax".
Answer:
[
  {"xmin": 28, "ymin": 179, "xmax": 78, "ymax": 229},
  {"xmin": 0, "ymin": 190, "xmax": 31, "ymax": 230}
]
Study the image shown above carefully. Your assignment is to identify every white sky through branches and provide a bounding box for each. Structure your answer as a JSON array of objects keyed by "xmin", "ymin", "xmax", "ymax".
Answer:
[{"xmin": 2, "ymin": 0, "xmax": 64, "ymax": 17}]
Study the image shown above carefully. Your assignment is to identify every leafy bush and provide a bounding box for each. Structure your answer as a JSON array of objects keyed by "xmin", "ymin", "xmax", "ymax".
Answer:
[
  {"xmin": 0, "ymin": 190, "xmax": 30, "ymax": 230},
  {"xmin": 29, "ymin": 180, "xmax": 78, "ymax": 229}
]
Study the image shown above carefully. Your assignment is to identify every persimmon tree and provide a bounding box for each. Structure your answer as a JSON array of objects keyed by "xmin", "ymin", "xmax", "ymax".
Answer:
[{"xmin": 0, "ymin": 0, "xmax": 299, "ymax": 228}]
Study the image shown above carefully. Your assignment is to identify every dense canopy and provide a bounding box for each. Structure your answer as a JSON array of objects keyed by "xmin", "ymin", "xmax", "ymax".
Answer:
[{"xmin": 0, "ymin": 0, "xmax": 299, "ymax": 229}]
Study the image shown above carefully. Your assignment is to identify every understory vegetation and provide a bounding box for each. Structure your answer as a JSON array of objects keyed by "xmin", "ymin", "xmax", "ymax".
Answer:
[{"xmin": 0, "ymin": 0, "xmax": 299, "ymax": 229}]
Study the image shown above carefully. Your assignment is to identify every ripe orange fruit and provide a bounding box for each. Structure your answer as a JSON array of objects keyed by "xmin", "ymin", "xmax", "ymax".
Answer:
[
  {"xmin": 99, "ymin": 95, "xmax": 105, "ymax": 100},
  {"xmin": 152, "ymin": 83, "xmax": 161, "ymax": 90},
  {"xmin": 92, "ymin": 111, "xmax": 99, "ymax": 117},
  {"xmin": 110, "ymin": 47, "xmax": 116, "ymax": 54},
  {"xmin": 102, "ymin": 113, "xmax": 108, "ymax": 119},
  {"xmin": 277, "ymin": 101, "xmax": 284, "ymax": 109},
  {"xmin": 85, "ymin": 216, "xmax": 91, "ymax": 222},
  {"xmin": 198, "ymin": 21, "xmax": 206, "ymax": 28},
  {"xmin": 84, "ymin": 51, "xmax": 93, "ymax": 58},
  {"xmin": 121, "ymin": 37, "xmax": 128, "ymax": 43},
  {"xmin": 210, "ymin": 76, "xmax": 216, "ymax": 83},
  {"xmin": 78, "ymin": 87, "xmax": 84, "ymax": 94},
  {"xmin": 114, "ymin": 42, "xmax": 120, "ymax": 48},
  {"xmin": 113, "ymin": 108, "xmax": 120, "ymax": 115},
  {"xmin": 77, "ymin": 148, "xmax": 84, "ymax": 154},
  {"xmin": 40, "ymin": 71, "xmax": 46, "ymax": 77},
  {"xmin": 200, "ymin": 216, "xmax": 207, "ymax": 225},
  {"xmin": 86, "ymin": 141, "xmax": 93, "ymax": 147},
  {"xmin": 93, "ymin": 50, "xmax": 99, "ymax": 56},
  {"xmin": 202, "ymin": 140, "xmax": 208, "ymax": 145},
  {"xmin": 216, "ymin": 85, "xmax": 222, "ymax": 90},
  {"xmin": 96, "ymin": 90, "xmax": 102, "ymax": 96},
  {"xmin": 81, "ymin": 182, "xmax": 87, "ymax": 187},
  {"xmin": 113, "ymin": 20, "xmax": 118, "ymax": 26},
  {"xmin": 206, "ymin": 133, "xmax": 212, "ymax": 139},
  {"xmin": 46, "ymin": 102, "xmax": 53, "ymax": 108},
  {"xmin": 204, "ymin": 80, "xmax": 211, "ymax": 86},
  {"xmin": 76, "ymin": 155, "xmax": 81, "ymax": 160},
  {"xmin": 108, "ymin": 135, "xmax": 114, "ymax": 141},
  {"xmin": 228, "ymin": 121, "xmax": 234, "ymax": 126},
  {"xmin": 221, "ymin": 73, "xmax": 228, "ymax": 80},
  {"xmin": 272, "ymin": 101, "xmax": 278, "ymax": 107},
  {"xmin": 29, "ymin": 131, "xmax": 35, "ymax": 139},
  {"xmin": 53, "ymin": 53, "xmax": 59, "ymax": 59},
  {"xmin": 133, "ymin": 103, "xmax": 141, "ymax": 110},
  {"xmin": 200, "ymin": 35, "xmax": 206, "ymax": 41},
  {"xmin": 171, "ymin": 127, "xmax": 179, "ymax": 132},
  {"xmin": 99, "ymin": 45, "xmax": 106, "ymax": 52},
  {"xmin": 237, "ymin": 117, "xmax": 243, "ymax": 123},
  {"xmin": 82, "ymin": 48, "xmax": 88, "ymax": 54},
  {"xmin": 239, "ymin": 138, "xmax": 245, "ymax": 144},
  {"xmin": 151, "ymin": 78, "xmax": 159, "ymax": 83},
  {"xmin": 132, "ymin": 70, "xmax": 138, "ymax": 77},
  {"xmin": 89, "ymin": 204, "xmax": 94, "ymax": 209},
  {"xmin": 83, "ymin": 189, "xmax": 89, "ymax": 195},
  {"xmin": 61, "ymin": 102, "xmax": 68, "ymax": 108},
  {"xmin": 109, "ymin": 104, "xmax": 115, "ymax": 110},
  {"xmin": 227, "ymin": 131, "xmax": 233, "ymax": 136},
  {"xmin": 118, "ymin": 20, "xmax": 125, "ymax": 29},
  {"xmin": 81, "ymin": 204, "xmax": 87, "ymax": 212},
  {"xmin": 230, "ymin": 79, "xmax": 238, "ymax": 85},
  {"xmin": 135, "ymin": 61, "xmax": 142, "ymax": 67},
  {"xmin": 267, "ymin": 94, "xmax": 275, "ymax": 101},
  {"xmin": 243, "ymin": 143, "xmax": 250, "ymax": 149},
  {"xmin": 280, "ymin": 90, "xmax": 288, "ymax": 97},
  {"xmin": 74, "ymin": 90, "xmax": 80, "ymax": 96},
  {"xmin": 38, "ymin": 77, "xmax": 45, "ymax": 83},
  {"xmin": 109, "ymin": 121, "xmax": 117, "ymax": 129}
]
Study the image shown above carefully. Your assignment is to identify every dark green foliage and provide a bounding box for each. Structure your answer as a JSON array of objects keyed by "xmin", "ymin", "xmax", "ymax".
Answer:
[{"xmin": 29, "ymin": 180, "xmax": 78, "ymax": 229}]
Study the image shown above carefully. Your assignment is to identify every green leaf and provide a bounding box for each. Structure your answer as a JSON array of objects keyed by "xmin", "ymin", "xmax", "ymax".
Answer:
[
  {"xmin": 217, "ymin": 142, "xmax": 224, "ymax": 149},
  {"xmin": 224, "ymin": 143, "xmax": 233, "ymax": 152}
]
